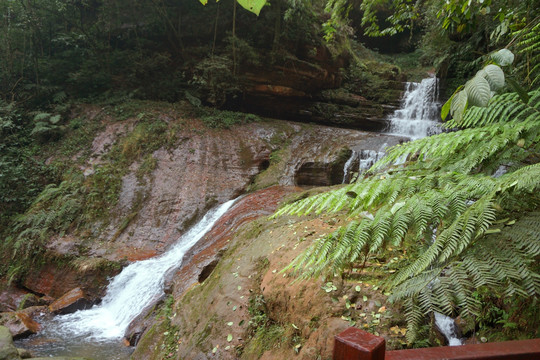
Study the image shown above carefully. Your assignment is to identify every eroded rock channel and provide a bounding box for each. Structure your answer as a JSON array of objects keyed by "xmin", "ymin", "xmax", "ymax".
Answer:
[{"xmin": 2, "ymin": 103, "xmax": 407, "ymax": 359}]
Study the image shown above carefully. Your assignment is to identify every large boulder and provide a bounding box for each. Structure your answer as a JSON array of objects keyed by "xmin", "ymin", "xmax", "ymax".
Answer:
[
  {"xmin": 0, "ymin": 326, "xmax": 20, "ymax": 360},
  {"xmin": 23, "ymin": 259, "xmax": 121, "ymax": 302},
  {"xmin": 48, "ymin": 288, "xmax": 93, "ymax": 315}
]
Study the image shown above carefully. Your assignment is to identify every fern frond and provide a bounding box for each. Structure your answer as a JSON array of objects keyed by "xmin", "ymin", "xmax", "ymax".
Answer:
[{"xmin": 514, "ymin": 20, "xmax": 540, "ymax": 88}]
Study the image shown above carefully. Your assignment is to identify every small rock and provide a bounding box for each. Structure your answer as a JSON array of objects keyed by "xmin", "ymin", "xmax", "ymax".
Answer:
[
  {"xmin": 0, "ymin": 286, "xmax": 37, "ymax": 313},
  {"xmin": 363, "ymin": 300, "xmax": 377, "ymax": 312},
  {"xmin": 15, "ymin": 294, "xmax": 40, "ymax": 311},
  {"xmin": 38, "ymin": 296, "xmax": 55, "ymax": 306},
  {"xmin": 14, "ymin": 313, "xmax": 40, "ymax": 335},
  {"xmin": 16, "ymin": 348, "xmax": 32, "ymax": 359},
  {"xmin": 48, "ymin": 288, "xmax": 93, "ymax": 315}
]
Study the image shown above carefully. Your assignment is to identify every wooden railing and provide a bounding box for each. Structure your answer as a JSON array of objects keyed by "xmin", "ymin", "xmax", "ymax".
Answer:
[{"xmin": 334, "ymin": 327, "xmax": 540, "ymax": 360}]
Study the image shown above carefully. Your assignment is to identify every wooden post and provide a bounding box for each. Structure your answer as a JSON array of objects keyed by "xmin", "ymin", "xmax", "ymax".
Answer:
[{"xmin": 334, "ymin": 327, "xmax": 385, "ymax": 360}]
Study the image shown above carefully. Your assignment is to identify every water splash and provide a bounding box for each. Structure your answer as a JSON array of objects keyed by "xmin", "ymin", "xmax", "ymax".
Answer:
[
  {"xmin": 342, "ymin": 143, "xmax": 388, "ymax": 183},
  {"xmin": 388, "ymin": 76, "xmax": 441, "ymax": 140},
  {"xmin": 342, "ymin": 150, "xmax": 359, "ymax": 183},
  {"xmin": 434, "ymin": 312, "xmax": 464, "ymax": 346},
  {"xmin": 43, "ymin": 199, "xmax": 237, "ymax": 341}
]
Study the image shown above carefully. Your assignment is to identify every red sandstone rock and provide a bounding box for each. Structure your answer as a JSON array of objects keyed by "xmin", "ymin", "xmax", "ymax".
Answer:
[
  {"xmin": 0, "ymin": 311, "xmax": 41, "ymax": 339},
  {"xmin": 15, "ymin": 312, "xmax": 41, "ymax": 333},
  {"xmin": 23, "ymin": 261, "xmax": 120, "ymax": 302},
  {"xmin": 172, "ymin": 186, "xmax": 301, "ymax": 298},
  {"xmin": 49, "ymin": 288, "xmax": 93, "ymax": 314},
  {"xmin": 0, "ymin": 283, "xmax": 39, "ymax": 312},
  {"xmin": 24, "ymin": 265, "xmax": 78, "ymax": 298}
]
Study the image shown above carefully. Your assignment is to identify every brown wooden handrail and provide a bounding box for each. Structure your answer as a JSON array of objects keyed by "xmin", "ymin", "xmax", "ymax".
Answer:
[{"xmin": 334, "ymin": 327, "xmax": 540, "ymax": 360}]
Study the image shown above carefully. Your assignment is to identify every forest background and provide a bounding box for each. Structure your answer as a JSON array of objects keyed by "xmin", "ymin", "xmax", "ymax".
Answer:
[{"xmin": 0, "ymin": 0, "xmax": 539, "ymax": 352}]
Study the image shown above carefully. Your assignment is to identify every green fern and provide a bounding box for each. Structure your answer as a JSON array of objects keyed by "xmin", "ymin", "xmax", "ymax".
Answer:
[
  {"xmin": 372, "ymin": 90, "xmax": 540, "ymax": 175},
  {"xmin": 514, "ymin": 20, "xmax": 540, "ymax": 88},
  {"xmin": 275, "ymin": 59, "xmax": 540, "ymax": 341},
  {"xmin": 390, "ymin": 212, "xmax": 540, "ymax": 341},
  {"xmin": 6, "ymin": 181, "xmax": 83, "ymax": 260}
]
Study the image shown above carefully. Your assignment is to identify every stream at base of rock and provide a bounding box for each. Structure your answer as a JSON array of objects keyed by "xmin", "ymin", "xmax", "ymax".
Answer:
[
  {"xmin": 11, "ymin": 75, "xmax": 449, "ymax": 358},
  {"xmin": 15, "ymin": 332, "xmax": 133, "ymax": 359},
  {"xmin": 14, "ymin": 200, "xmax": 238, "ymax": 359}
]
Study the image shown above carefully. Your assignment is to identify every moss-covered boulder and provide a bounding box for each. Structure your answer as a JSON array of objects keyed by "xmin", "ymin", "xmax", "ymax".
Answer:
[{"xmin": 0, "ymin": 326, "xmax": 20, "ymax": 360}]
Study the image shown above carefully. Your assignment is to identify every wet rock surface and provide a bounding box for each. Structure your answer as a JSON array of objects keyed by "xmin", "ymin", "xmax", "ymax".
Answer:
[
  {"xmin": 0, "ymin": 312, "xmax": 41, "ymax": 340},
  {"xmin": 130, "ymin": 211, "xmax": 360, "ymax": 359},
  {"xmin": 48, "ymin": 288, "xmax": 93, "ymax": 315},
  {"xmin": 23, "ymin": 260, "xmax": 121, "ymax": 302},
  {"xmin": 125, "ymin": 298, "xmax": 165, "ymax": 347},
  {"xmin": 0, "ymin": 287, "xmax": 40, "ymax": 314},
  {"xmin": 126, "ymin": 186, "xmax": 299, "ymax": 346},
  {"xmin": 8, "ymin": 105, "xmax": 409, "ymax": 358},
  {"xmin": 172, "ymin": 185, "xmax": 302, "ymax": 299},
  {"xmin": 24, "ymin": 113, "xmax": 403, "ymax": 287}
]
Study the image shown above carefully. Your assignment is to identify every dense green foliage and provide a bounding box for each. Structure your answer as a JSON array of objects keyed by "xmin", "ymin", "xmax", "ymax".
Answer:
[
  {"xmin": 276, "ymin": 41, "xmax": 540, "ymax": 341},
  {"xmin": 1, "ymin": 0, "xmax": 539, "ymax": 348}
]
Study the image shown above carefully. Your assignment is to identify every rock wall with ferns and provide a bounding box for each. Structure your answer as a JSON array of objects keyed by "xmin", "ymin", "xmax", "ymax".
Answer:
[{"xmin": 274, "ymin": 43, "xmax": 540, "ymax": 342}]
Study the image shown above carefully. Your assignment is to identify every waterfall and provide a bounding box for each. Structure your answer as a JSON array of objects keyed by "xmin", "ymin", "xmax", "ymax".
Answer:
[
  {"xmin": 342, "ymin": 150, "xmax": 358, "ymax": 183},
  {"xmin": 434, "ymin": 312, "xmax": 464, "ymax": 346},
  {"xmin": 43, "ymin": 199, "xmax": 237, "ymax": 341},
  {"xmin": 343, "ymin": 143, "xmax": 388, "ymax": 183},
  {"xmin": 388, "ymin": 76, "xmax": 441, "ymax": 140},
  {"xmin": 358, "ymin": 149, "xmax": 386, "ymax": 172}
]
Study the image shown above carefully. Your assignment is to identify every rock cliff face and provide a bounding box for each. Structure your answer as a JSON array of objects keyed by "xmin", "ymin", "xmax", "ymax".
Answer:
[
  {"xmin": 237, "ymin": 57, "xmax": 406, "ymax": 131},
  {"xmin": 2, "ymin": 102, "xmax": 407, "ymax": 358},
  {"xmin": 22, "ymin": 115, "xmax": 402, "ymax": 301}
]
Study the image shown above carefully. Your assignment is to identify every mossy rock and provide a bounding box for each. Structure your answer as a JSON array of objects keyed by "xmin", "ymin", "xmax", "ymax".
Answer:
[{"xmin": 0, "ymin": 326, "xmax": 20, "ymax": 360}]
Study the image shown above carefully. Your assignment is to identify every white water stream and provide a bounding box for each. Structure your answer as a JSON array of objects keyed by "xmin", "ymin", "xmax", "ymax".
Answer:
[
  {"xmin": 346, "ymin": 76, "xmax": 463, "ymax": 346},
  {"xmin": 43, "ymin": 199, "xmax": 236, "ymax": 342},
  {"xmin": 343, "ymin": 76, "xmax": 441, "ymax": 183},
  {"xmin": 434, "ymin": 312, "xmax": 464, "ymax": 346},
  {"xmin": 387, "ymin": 76, "xmax": 441, "ymax": 139},
  {"xmin": 342, "ymin": 143, "xmax": 388, "ymax": 183}
]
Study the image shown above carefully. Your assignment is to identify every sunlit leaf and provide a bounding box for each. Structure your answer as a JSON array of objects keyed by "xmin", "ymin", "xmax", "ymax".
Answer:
[
  {"xmin": 478, "ymin": 65, "xmax": 505, "ymax": 91},
  {"xmin": 465, "ymin": 76, "xmax": 491, "ymax": 107},
  {"xmin": 236, "ymin": 0, "xmax": 266, "ymax": 15},
  {"xmin": 491, "ymin": 48, "xmax": 514, "ymax": 66}
]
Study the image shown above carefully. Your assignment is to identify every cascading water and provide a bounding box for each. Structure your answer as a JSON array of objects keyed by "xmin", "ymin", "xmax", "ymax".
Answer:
[
  {"xmin": 434, "ymin": 312, "xmax": 464, "ymax": 346},
  {"xmin": 358, "ymin": 149, "xmax": 385, "ymax": 173},
  {"xmin": 342, "ymin": 144, "xmax": 388, "ymax": 183},
  {"xmin": 343, "ymin": 76, "xmax": 440, "ymax": 183},
  {"xmin": 342, "ymin": 150, "xmax": 358, "ymax": 183},
  {"xmin": 19, "ymin": 199, "xmax": 236, "ymax": 358},
  {"xmin": 387, "ymin": 76, "xmax": 441, "ymax": 140}
]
